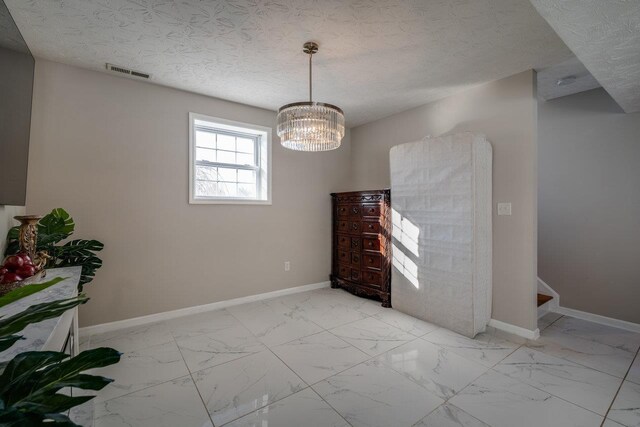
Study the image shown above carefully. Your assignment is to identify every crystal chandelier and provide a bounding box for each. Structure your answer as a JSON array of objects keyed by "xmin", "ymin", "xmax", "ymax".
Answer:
[{"xmin": 277, "ymin": 42, "xmax": 345, "ymax": 151}]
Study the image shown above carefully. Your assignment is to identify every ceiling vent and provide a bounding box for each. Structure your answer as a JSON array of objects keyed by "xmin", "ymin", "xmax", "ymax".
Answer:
[{"xmin": 105, "ymin": 63, "xmax": 151, "ymax": 80}]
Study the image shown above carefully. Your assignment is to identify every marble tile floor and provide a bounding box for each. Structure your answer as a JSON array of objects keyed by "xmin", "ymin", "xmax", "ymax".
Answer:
[{"xmin": 81, "ymin": 287, "xmax": 640, "ymax": 427}]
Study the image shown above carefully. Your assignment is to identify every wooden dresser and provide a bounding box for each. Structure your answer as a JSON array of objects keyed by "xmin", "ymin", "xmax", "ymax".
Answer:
[{"xmin": 330, "ymin": 189, "xmax": 392, "ymax": 307}]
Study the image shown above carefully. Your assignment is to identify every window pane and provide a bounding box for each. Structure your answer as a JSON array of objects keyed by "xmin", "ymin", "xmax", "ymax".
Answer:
[
  {"xmin": 237, "ymin": 137, "xmax": 255, "ymax": 154},
  {"xmin": 196, "ymin": 147, "xmax": 216, "ymax": 162},
  {"xmin": 238, "ymin": 183, "xmax": 257, "ymax": 198},
  {"xmin": 237, "ymin": 152, "xmax": 255, "ymax": 166},
  {"xmin": 195, "ymin": 130, "xmax": 216, "ymax": 149},
  {"xmin": 216, "ymin": 150, "xmax": 236, "ymax": 164},
  {"xmin": 217, "ymin": 134, "xmax": 235, "ymax": 151},
  {"xmin": 196, "ymin": 165, "xmax": 217, "ymax": 181},
  {"xmin": 217, "ymin": 167, "xmax": 237, "ymax": 182},
  {"xmin": 195, "ymin": 181, "xmax": 217, "ymax": 197},
  {"xmin": 237, "ymin": 169, "xmax": 256, "ymax": 184},
  {"xmin": 217, "ymin": 182, "xmax": 237, "ymax": 197}
]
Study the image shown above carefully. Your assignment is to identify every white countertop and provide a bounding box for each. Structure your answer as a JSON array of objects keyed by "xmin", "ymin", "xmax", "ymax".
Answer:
[{"xmin": 0, "ymin": 266, "xmax": 81, "ymax": 362}]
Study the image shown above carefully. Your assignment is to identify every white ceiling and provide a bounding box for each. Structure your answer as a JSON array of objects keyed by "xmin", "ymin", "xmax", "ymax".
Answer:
[
  {"xmin": 530, "ymin": 0, "xmax": 640, "ymax": 113},
  {"xmin": 6, "ymin": 0, "xmax": 573, "ymax": 126},
  {"xmin": 537, "ymin": 56, "xmax": 601, "ymax": 101}
]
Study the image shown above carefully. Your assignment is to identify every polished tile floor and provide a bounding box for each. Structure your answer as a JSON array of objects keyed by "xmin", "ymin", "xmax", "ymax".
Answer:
[{"xmin": 80, "ymin": 287, "xmax": 640, "ymax": 427}]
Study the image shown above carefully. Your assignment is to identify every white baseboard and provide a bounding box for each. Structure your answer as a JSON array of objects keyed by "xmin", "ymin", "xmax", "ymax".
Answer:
[
  {"xmin": 488, "ymin": 318, "xmax": 540, "ymax": 340},
  {"xmin": 536, "ymin": 277, "xmax": 640, "ymax": 333},
  {"xmin": 80, "ymin": 281, "xmax": 331, "ymax": 336},
  {"xmin": 551, "ymin": 306, "xmax": 640, "ymax": 334}
]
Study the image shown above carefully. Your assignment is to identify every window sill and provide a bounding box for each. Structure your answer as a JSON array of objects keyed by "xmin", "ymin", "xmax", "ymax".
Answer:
[{"xmin": 189, "ymin": 197, "xmax": 272, "ymax": 205}]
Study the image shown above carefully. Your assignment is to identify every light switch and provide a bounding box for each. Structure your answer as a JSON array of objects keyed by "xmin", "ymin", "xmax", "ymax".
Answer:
[{"xmin": 497, "ymin": 202, "xmax": 512, "ymax": 216}]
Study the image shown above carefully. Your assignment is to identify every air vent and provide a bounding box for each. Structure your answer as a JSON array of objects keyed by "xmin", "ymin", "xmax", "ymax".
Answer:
[{"xmin": 106, "ymin": 63, "xmax": 151, "ymax": 80}]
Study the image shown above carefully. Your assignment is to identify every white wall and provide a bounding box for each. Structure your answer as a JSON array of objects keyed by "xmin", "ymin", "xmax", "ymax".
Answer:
[
  {"xmin": 26, "ymin": 59, "xmax": 351, "ymax": 326},
  {"xmin": 349, "ymin": 71, "xmax": 539, "ymax": 331},
  {"xmin": 538, "ymin": 88, "xmax": 640, "ymax": 324}
]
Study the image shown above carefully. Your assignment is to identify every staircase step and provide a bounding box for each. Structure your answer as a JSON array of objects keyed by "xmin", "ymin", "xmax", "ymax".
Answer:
[{"xmin": 537, "ymin": 293, "xmax": 553, "ymax": 307}]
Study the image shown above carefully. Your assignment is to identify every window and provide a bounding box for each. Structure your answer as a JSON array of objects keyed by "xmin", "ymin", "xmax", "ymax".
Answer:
[{"xmin": 189, "ymin": 113, "xmax": 271, "ymax": 204}]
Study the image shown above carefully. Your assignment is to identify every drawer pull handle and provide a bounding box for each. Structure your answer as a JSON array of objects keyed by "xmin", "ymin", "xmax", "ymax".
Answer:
[
  {"xmin": 352, "ymin": 207, "xmax": 359, "ymax": 214},
  {"xmin": 352, "ymin": 223, "xmax": 358, "ymax": 230},
  {"xmin": 368, "ymin": 224, "xmax": 373, "ymax": 229}
]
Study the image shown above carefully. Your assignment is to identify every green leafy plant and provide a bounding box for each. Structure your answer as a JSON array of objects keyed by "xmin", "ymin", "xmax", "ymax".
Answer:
[
  {"xmin": 1, "ymin": 217, "xmax": 118, "ymax": 425},
  {"xmin": 0, "ymin": 348, "xmax": 120, "ymax": 426},
  {"xmin": 4, "ymin": 209, "xmax": 104, "ymax": 290},
  {"xmin": 0, "ymin": 295, "xmax": 121, "ymax": 425}
]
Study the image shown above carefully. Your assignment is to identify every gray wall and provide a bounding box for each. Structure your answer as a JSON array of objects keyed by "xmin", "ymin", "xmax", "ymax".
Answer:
[
  {"xmin": 538, "ymin": 88, "xmax": 640, "ymax": 323},
  {"xmin": 26, "ymin": 59, "xmax": 352, "ymax": 327},
  {"xmin": 349, "ymin": 70, "xmax": 539, "ymax": 332}
]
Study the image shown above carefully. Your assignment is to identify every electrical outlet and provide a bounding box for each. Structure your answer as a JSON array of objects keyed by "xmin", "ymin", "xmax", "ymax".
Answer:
[
  {"xmin": 284, "ymin": 261, "xmax": 290, "ymax": 271},
  {"xmin": 497, "ymin": 202, "xmax": 512, "ymax": 216}
]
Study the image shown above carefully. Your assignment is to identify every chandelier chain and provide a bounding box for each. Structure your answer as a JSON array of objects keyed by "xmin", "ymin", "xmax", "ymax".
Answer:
[{"xmin": 309, "ymin": 52, "xmax": 313, "ymax": 102}]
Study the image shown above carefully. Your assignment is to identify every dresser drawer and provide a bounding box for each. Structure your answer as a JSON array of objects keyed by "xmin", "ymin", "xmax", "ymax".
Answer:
[
  {"xmin": 362, "ymin": 253, "xmax": 382, "ymax": 270},
  {"xmin": 362, "ymin": 220, "xmax": 380, "ymax": 234},
  {"xmin": 349, "ymin": 204, "xmax": 362, "ymax": 217},
  {"xmin": 362, "ymin": 204, "xmax": 381, "ymax": 217},
  {"xmin": 337, "ymin": 219, "xmax": 349, "ymax": 232},
  {"xmin": 363, "ymin": 236, "xmax": 380, "ymax": 251},
  {"xmin": 338, "ymin": 263, "xmax": 362, "ymax": 282},
  {"xmin": 337, "ymin": 263, "xmax": 351, "ymax": 280},
  {"xmin": 362, "ymin": 270, "xmax": 382, "ymax": 287},
  {"xmin": 337, "ymin": 249, "xmax": 349, "ymax": 264},
  {"xmin": 337, "ymin": 204, "xmax": 349, "ymax": 217},
  {"xmin": 337, "ymin": 234, "xmax": 350, "ymax": 248}
]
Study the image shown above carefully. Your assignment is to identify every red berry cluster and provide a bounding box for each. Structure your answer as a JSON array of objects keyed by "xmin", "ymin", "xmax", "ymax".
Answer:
[{"xmin": 0, "ymin": 253, "xmax": 37, "ymax": 284}]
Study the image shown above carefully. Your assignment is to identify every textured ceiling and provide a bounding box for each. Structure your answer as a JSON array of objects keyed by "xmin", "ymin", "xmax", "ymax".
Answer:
[
  {"xmin": 6, "ymin": 0, "xmax": 572, "ymax": 126},
  {"xmin": 537, "ymin": 56, "xmax": 601, "ymax": 101},
  {"xmin": 530, "ymin": 0, "xmax": 640, "ymax": 113},
  {"xmin": 0, "ymin": 0, "xmax": 28, "ymax": 52}
]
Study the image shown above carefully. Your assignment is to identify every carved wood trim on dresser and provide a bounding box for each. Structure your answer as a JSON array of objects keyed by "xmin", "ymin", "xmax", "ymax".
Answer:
[{"xmin": 330, "ymin": 189, "xmax": 391, "ymax": 307}]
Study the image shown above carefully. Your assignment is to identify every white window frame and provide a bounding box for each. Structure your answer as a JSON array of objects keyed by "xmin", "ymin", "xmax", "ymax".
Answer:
[{"xmin": 189, "ymin": 112, "xmax": 272, "ymax": 205}]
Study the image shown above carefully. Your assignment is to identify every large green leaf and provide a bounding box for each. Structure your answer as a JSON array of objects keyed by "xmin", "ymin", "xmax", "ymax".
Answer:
[
  {"xmin": 37, "ymin": 209, "xmax": 75, "ymax": 240},
  {"xmin": 0, "ymin": 348, "xmax": 120, "ymax": 413},
  {"xmin": 0, "ymin": 336, "xmax": 23, "ymax": 354},
  {"xmin": 0, "ymin": 352, "xmax": 67, "ymax": 398},
  {"xmin": 3, "ymin": 227, "xmax": 20, "ymax": 257},
  {"xmin": 0, "ymin": 349, "xmax": 119, "ymax": 425},
  {"xmin": 53, "ymin": 240, "xmax": 104, "ymax": 289},
  {"xmin": 0, "ymin": 407, "xmax": 81, "ymax": 426},
  {"xmin": 0, "ymin": 277, "xmax": 68, "ymax": 309},
  {"xmin": 16, "ymin": 394, "xmax": 93, "ymax": 415},
  {"xmin": 0, "ymin": 296, "xmax": 88, "ymax": 352}
]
